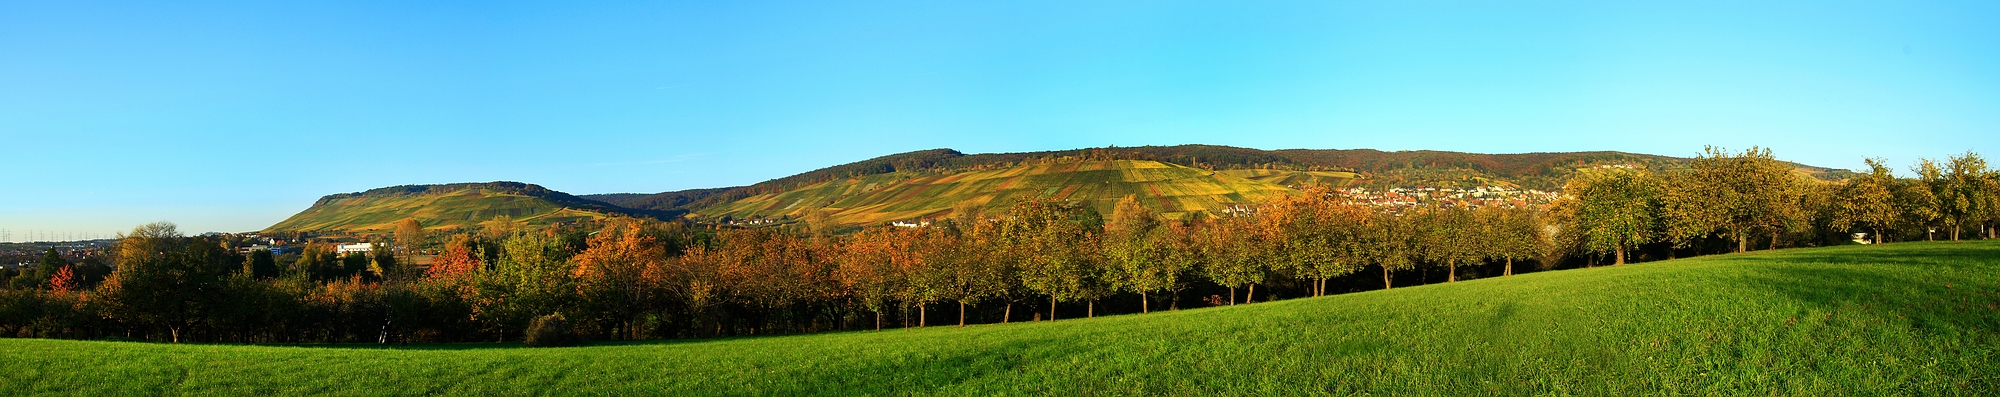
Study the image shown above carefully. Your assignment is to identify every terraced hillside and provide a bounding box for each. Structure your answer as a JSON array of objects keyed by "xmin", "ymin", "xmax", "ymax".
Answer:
[
  {"xmin": 5, "ymin": 241, "xmax": 1993, "ymax": 395},
  {"xmin": 264, "ymin": 182, "xmax": 630, "ymax": 233},
  {"xmin": 693, "ymin": 159, "xmax": 1335, "ymax": 225}
]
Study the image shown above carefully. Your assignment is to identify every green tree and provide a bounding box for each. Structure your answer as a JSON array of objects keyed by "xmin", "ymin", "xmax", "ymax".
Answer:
[
  {"xmin": 1414, "ymin": 204, "xmax": 1481, "ymax": 281},
  {"xmin": 1830, "ymin": 158, "xmax": 1899, "ymax": 244},
  {"xmin": 1004, "ymin": 197, "xmax": 1104, "ymax": 319},
  {"xmin": 1198, "ymin": 215, "xmax": 1269, "ymax": 303},
  {"xmin": 474, "ymin": 231, "xmax": 576, "ymax": 342},
  {"xmin": 1358, "ymin": 211, "xmax": 1417, "ymax": 289},
  {"xmin": 27, "ymin": 248, "xmax": 66, "ymax": 290},
  {"xmin": 1903, "ymin": 159, "xmax": 1947, "ymax": 241},
  {"xmin": 1940, "ymin": 151, "xmax": 1991, "ymax": 241},
  {"xmin": 244, "ymin": 249, "xmax": 280, "ymax": 280},
  {"xmin": 1265, "ymin": 187, "xmax": 1365, "ymax": 297},
  {"xmin": 1567, "ymin": 169, "xmax": 1661, "ymax": 265},
  {"xmin": 1659, "ymin": 147, "xmax": 1803, "ymax": 253},
  {"xmin": 1480, "ymin": 205, "xmax": 1545, "ymax": 275},
  {"xmin": 99, "ymin": 223, "xmax": 236, "ymax": 343},
  {"xmin": 1104, "ymin": 195, "xmax": 1179, "ymax": 312}
]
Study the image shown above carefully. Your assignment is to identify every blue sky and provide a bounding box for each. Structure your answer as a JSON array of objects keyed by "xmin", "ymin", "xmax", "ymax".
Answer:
[{"xmin": 3, "ymin": 1, "xmax": 1997, "ymax": 239}]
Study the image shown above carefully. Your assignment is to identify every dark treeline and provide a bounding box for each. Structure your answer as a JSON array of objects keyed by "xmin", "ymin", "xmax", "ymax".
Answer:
[{"xmin": 1, "ymin": 147, "xmax": 1995, "ymax": 344}]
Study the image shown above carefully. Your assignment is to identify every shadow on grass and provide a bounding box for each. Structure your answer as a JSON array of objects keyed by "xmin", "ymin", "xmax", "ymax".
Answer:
[{"xmin": 1740, "ymin": 242, "xmax": 2000, "ymax": 334}]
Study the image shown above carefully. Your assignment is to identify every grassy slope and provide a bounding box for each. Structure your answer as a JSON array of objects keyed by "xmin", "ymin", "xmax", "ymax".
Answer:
[
  {"xmin": 265, "ymin": 188, "xmax": 614, "ymax": 233},
  {"xmin": 5, "ymin": 241, "xmax": 1997, "ymax": 395},
  {"xmin": 696, "ymin": 160, "xmax": 1322, "ymax": 225}
]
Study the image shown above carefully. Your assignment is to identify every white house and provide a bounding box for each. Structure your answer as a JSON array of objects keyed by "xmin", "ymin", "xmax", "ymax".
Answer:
[{"xmin": 337, "ymin": 243, "xmax": 374, "ymax": 254}]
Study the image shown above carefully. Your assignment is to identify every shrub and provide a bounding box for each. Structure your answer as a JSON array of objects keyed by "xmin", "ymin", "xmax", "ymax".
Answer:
[{"xmin": 523, "ymin": 313, "xmax": 580, "ymax": 347}]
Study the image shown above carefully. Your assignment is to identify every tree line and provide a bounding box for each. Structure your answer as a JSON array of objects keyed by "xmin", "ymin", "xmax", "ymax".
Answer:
[{"xmin": 1, "ymin": 147, "xmax": 1994, "ymax": 344}]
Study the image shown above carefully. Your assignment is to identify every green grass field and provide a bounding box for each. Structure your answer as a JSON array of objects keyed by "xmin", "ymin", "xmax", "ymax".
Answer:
[{"xmin": 5, "ymin": 241, "xmax": 1996, "ymax": 395}]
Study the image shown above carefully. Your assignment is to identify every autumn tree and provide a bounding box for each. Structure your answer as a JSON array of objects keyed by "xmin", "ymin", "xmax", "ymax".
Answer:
[
  {"xmin": 1566, "ymin": 169, "xmax": 1660, "ymax": 265},
  {"xmin": 394, "ymin": 218, "xmax": 426, "ymax": 259},
  {"xmin": 835, "ymin": 227, "xmax": 900, "ymax": 330},
  {"xmin": 570, "ymin": 217, "xmax": 666, "ymax": 339}
]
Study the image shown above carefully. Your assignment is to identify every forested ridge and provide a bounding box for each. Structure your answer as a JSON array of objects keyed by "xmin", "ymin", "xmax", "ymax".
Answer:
[{"xmin": 3, "ymin": 147, "xmax": 1995, "ymax": 345}]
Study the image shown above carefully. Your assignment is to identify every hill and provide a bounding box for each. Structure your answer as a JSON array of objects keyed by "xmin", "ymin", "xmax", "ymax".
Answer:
[
  {"xmin": 692, "ymin": 159, "xmax": 1345, "ymax": 226},
  {"xmin": 268, "ymin": 146, "xmax": 1854, "ymax": 232},
  {"xmin": 263, "ymin": 182, "xmax": 645, "ymax": 233},
  {"xmin": 611, "ymin": 146, "xmax": 1703, "ymax": 214},
  {"xmin": 6, "ymin": 241, "xmax": 1993, "ymax": 395}
]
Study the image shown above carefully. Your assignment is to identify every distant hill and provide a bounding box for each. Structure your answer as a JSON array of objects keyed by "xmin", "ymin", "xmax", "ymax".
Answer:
[
  {"xmin": 264, "ymin": 182, "xmax": 641, "ymax": 233},
  {"xmin": 579, "ymin": 187, "xmax": 736, "ymax": 214},
  {"xmin": 691, "ymin": 159, "xmax": 1342, "ymax": 226}
]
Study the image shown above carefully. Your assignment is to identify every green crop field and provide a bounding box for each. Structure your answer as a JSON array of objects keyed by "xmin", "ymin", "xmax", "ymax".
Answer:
[
  {"xmin": 696, "ymin": 159, "xmax": 1311, "ymax": 226},
  {"xmin": 5, "ymin": 241, "xmax": 1997, "ymax": 395}
]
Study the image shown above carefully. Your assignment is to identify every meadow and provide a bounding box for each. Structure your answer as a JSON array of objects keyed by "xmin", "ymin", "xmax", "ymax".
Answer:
[{"xmin": 3, "ymin": 241, "xmax": 1995, "ymax": 395}]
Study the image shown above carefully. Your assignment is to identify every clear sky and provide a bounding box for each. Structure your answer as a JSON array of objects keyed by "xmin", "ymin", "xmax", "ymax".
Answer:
[{"xmin": 3, "ymin": 1, "xmax": 1997, "ymax": 240}]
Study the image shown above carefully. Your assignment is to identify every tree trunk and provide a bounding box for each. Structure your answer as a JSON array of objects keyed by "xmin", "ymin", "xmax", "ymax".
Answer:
[
  {"xmin": 1952, "ymin": 225, "xmax": 1959, "ymax": 241},
  {"xmin": 1003, "ymin": 302, "xmax": 1012, "ymax": 324},
  {"xmin": 1088, "ymin": 299, "xmax": 1095, "ymax": 318},
  {"xmin": 1736, "ymin": 232, "xmax": 1747, "ymax": 253},
  {"xmin": 1247, "ymin": 283, "xmax": 1256, "ymax": 303},
  {"xmin": 1769, "ymin": 230, "xmax": 1779, "ymax": 251},
  {"xmin": 1229, "ymin": 286, "xmax": 1237, "ymax": 305},
  {"xmin": 1504, "ymin": 257, "xmax": 1513, "ymax": 276},
  {"xmin": 919, "ymin": 303, "xmax": 927, "ymax": 328},
  {"xmin": 1615, "ymin": 244, "xmax": 1626, "ymax": 266},
  {"xmin": 1875, "ymin": 227, "xmax": 1883, "ymax": 245},
  {"xmin": 875, "ymin": 311, "xmax": 882, "ymax": 331},
  {"xmin": 1049, "ymin": 296, "xmax": 1057, "ymax": 321},
  {"xmin": 1448, "ymin": 260, "xmax": 1457, "ymax": 282},
  {"xmin": 1382, "ymin": 266, "xmax": 1392, "ymax": 289},
  {"xmin": 171, "ymin": 326, "xmax": 180, "ymax": 344},
  {"xmin": 1141, "ymin": 291, "xmax": 1149, "ymax": 314},
  {"xmin": 958, "ymin": 301, "xmax": 966, "ymax": 327}
]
